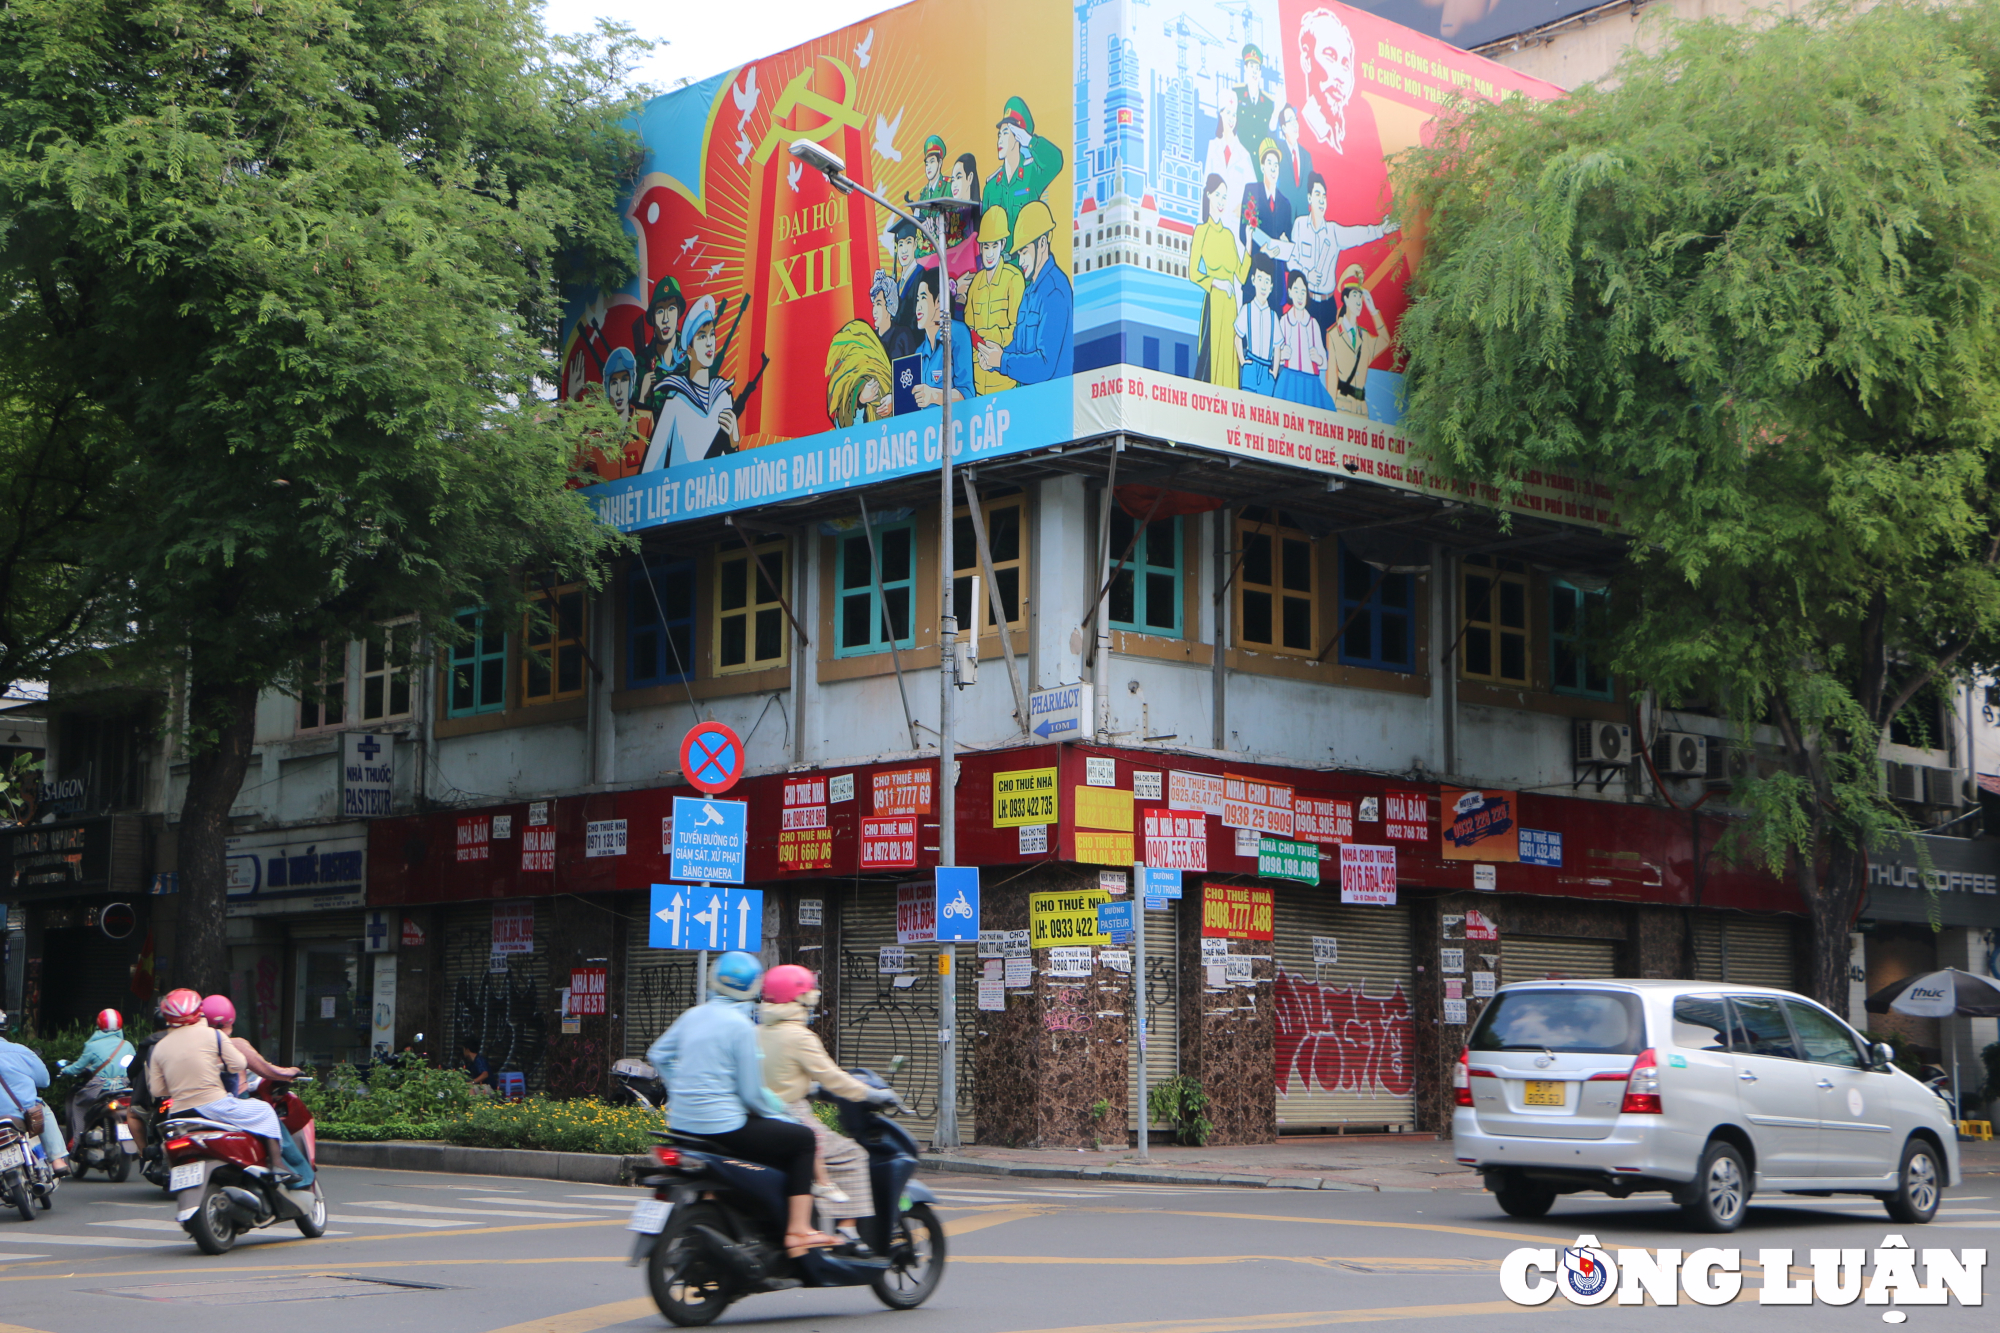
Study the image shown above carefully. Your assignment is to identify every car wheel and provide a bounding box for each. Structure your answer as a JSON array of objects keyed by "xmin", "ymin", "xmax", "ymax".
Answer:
[
  {"xmin": 1882, "ymin": 1139, "xmax": 1942, "ymax": 1224},
  {"xmin": 1681, "ymin": 1140, "xmax": 1749, "ymax": 1233},
  {"xmin": 1493, "ymin": 1176, "xmax": 1557, "ymax": 1219}
]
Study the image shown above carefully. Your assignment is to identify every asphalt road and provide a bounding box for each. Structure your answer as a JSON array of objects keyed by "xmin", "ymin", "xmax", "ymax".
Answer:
[{"xmin": 0, "ymin": 1165, "xmax": 1991, "ymax": 1332}]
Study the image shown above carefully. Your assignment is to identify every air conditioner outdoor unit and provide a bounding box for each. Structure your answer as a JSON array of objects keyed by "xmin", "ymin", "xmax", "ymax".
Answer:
[
  {"xmin": 1884, "ymin": 762, "xmax": 1921, "ymax": 803},
  {"xmin": 1576, "ymin": 720, "xmax": 1632, "ymax": 764},
  {"xmin": 1655, "ymin": 731, "xmax": 1708, "ymax": 777},
  {"xmin": 1923, "ymin": 766, "xmax": 1958, "ymax": 806}
]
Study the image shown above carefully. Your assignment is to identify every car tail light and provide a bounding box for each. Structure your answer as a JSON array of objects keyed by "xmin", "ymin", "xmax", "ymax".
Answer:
[
  {"xmin": 1453, "ymin": 1048, "xmax": 1472, "ymax": 1106},
  {"xmin": 1619, "ymin": 1048, "xmax": 1663, "ymax": 1114},
  {"xmin": 653, "ymin": 1146, "xmax": 681, "ymax": 1167}
]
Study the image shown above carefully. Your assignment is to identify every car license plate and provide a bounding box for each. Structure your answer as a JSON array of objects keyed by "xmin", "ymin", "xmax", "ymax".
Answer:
[
  {"xmin": 628, "ymin": 1198, "xmax": 671, "ymax": 1234},
  {"xmin": 0, "ymin": 1144, "xmax": 22, "ymax": 1171},
  {"xmin": 169, "ymin": 1163, "xmax": 205, "ymax": 1192},
  {"xmin": 1523, "ymin": 1080, "xmax": 1566, "ymax": 1107}
]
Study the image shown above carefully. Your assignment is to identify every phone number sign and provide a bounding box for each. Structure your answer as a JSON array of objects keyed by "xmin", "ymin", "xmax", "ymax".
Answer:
[{"xmin": 1200, "ymin": 884, "xmax": 1274, "ymax": 940}]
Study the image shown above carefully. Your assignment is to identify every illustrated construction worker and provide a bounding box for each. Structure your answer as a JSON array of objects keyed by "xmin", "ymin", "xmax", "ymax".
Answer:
[
  {"xmin": 965, "ymin": 206, "xmax": 1025, "ymax": 396},
  {"xmin": 975, "ymin": 200, "xmax": 1071, "ymax": 387}
]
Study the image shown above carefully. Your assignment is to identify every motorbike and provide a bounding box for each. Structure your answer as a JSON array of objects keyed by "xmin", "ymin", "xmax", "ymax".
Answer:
[
  {"xmin": 162, "ymin": 1077, "xmax": 327, "ymax": 1254},
  {"xmin": 612, "ymin": 1057, "xmax": 667, "ymax": 1112},
  {"xmin": 55, "ymin": 1059, "xmax": 138, "ymax": 1183},
  {"xmin": 0, "ymin": 1111, "xmax": 58, "ymax": 1221},
  {"xmin": 136, "ymin": 1095, "xmax": 172, "ymax": 1190},
  {"xmin": 627, "ymin": 1061, "xmax": 944, "ymax": 1326}
]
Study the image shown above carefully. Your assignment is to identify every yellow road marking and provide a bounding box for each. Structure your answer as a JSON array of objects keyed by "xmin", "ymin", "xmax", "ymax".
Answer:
[
  {"xmin": 0, "ymin": 1252, "xmax": 634, "ymax": 1284},
  {"xmin": 943, "ymin": 1205, "xmax": 1054, "ymax": 1237},
  {"xmin": 980, "ymin": 1298, "xmax": 1572, "ymax": 1333},
  {"xmin": 480, "ymin": 1297, "xmax": 657, "ymax": 1333},
  {"xmin": 1086, "ymin": 1208, "xmax": 1553, "ymax": 1246},
  {"xmin": 0, "ymin": 1323, "xmax": 58, "ymax": 1333},
  {"xmin": 957, "ymin": 1256, "xmax": 1500, "ymax": 1270}
]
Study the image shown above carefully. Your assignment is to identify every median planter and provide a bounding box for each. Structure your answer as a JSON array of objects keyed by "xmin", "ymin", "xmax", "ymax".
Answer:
[{"xmin": 317, "ymin": 1138, "xmax": 655, "ymax": 1186}]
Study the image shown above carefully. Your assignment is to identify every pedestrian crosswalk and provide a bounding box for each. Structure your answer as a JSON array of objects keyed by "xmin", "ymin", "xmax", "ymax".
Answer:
[{"xmin": 924, "ymin": 1180, "xmax": 1257, "ymax": 1206}]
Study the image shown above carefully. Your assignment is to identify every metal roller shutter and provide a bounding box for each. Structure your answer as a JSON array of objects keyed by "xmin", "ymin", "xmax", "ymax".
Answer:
[
  {"xmin": 1690, "ymin": 916, "xmax": 1796, "ymax": 989},
  {"xmin": 1130, "ymin": 901, "xmax": 1179, "ymax": 1129},
  {"xmin": 1503, "ymin": 936, "xmax": 1617, "ymax": 985},
  {"xmin": 1272, "ymin": 890, "xmax": 1415, "ymax": 1131},
  {"xmin": 440, "ymin": 901, "xmax": 552, "ymax": 1089},
  {"xmin": 624, "ymin": 931, "xmax": 700, "ymax": 1061},
  {"xmin": 832, "ymin": 881, "xmax": 976, "ymax": 1144}
]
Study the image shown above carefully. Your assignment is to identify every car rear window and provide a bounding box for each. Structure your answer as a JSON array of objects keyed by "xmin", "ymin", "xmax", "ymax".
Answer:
[{"xmin": 1469, "ymin": 989, "xmax": 1646, "ymax": 1055}]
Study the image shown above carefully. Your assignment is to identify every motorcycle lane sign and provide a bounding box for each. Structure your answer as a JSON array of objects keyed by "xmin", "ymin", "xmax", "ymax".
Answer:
[{"xmin": 935, "ymin": 866, "xmax": 980, "ymax": 942}]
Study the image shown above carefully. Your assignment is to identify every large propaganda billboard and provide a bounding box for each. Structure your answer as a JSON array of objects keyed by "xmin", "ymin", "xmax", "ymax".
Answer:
[{"xmin": 564, "ymin": 2, "xmax": 1618, "ymax": 536}]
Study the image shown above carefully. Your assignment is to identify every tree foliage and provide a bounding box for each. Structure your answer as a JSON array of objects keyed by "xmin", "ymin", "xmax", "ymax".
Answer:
[
  {"xmin": 1394, "ymin": 1, "xmax": 2000, "ymax": 1004},
  {"xmin": 0, "ymin": 0, "xmax": 647, "ymax": 988}
]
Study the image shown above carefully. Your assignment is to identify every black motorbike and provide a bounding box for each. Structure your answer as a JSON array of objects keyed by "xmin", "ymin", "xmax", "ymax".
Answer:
[
  {"xmin": 627, "ymin": 1065, "xmax": 944, "ymax": 1326},
  {"xmin": 0, "ymin": 1112, "xmax": 58, "ymax": 1221},
  {"xmin": 56, "ymin": 1063, "xmax": 137, "ymax": 1183}
]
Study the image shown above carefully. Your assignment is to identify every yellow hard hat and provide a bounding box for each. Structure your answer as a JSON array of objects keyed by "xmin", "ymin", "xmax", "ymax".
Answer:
[
  {"xmin": 1012, "ymin": 200, "xmax": 1056, "ymax": 252},
  {"xmin": 977, "ymin": 206, "xmax": 1012, "ymax": 245}
]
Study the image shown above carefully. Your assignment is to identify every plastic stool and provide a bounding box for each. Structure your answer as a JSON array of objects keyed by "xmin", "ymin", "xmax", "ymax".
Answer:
[
  {"xmin": 1958, "ymin": 1119, "xmax": 1993, "ymax": 1142},
  {"xmin": 497, "ymin": 1071, "xmax": 526, "ymax": 1100}
]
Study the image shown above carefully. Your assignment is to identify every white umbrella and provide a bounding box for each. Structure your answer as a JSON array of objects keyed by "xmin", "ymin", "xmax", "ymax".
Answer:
[{"xmin": 1864, "ymin": 968, "xmax": 2000, "ymax": 1116}]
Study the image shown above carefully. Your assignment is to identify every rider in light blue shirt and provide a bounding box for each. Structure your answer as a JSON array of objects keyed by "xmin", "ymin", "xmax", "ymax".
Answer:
[{"xmin": 0, "ymin": 1016, "xmax": 69, "ymax": 1174}]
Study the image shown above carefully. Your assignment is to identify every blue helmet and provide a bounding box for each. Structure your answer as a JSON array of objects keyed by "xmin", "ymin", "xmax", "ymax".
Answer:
[
  {"xmin": 603, "ymin": 345, "xmax": 637, "ymax": 381},
  {"xmin": 710, "ymin": 950, "xmax": 764, "ymax": 1002}
]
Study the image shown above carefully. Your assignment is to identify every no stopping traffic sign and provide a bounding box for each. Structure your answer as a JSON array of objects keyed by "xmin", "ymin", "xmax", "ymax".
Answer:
[{"xmin": 680, "ymin": 721, "xmax": 745, "ymax": 794}]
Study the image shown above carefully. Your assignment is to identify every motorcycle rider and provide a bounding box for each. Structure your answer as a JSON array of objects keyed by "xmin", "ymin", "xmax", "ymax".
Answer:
[
  {"xmin": 66, "ymin": 1008, "xmax": 135, "ymax": 1146},
  {"xmin": 0, "ymin": 1009, "xmax": 68, "ymax": 1176},
  {"xmin": 646, "ymin": 951, "xmax": 833, "ymax": 1257},
  {"xmin": 146, "ymin": 988, "xmax": 292, "ymax": 1182},
  {"xmin": 758, "ymin": 964, "xmax": 895, "ymax": 1224},
  {"xmin": 198, "ymin": 995, "xmax": 314, "ymax": 1186}
]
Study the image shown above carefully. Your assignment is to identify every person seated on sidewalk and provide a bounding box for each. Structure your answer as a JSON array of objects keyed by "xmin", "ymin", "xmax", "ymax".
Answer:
[
  {"xmin": 200, "ymin": 995, "xmax": 314, "ymax": 1187},
  {"xmin": 147, "ymin": 988, "xmax": 292, "ymax": 1184}
]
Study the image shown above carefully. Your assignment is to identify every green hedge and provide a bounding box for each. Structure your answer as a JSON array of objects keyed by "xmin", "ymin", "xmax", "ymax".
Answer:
[{"xmin": 304, "ymin": 1061, "xmax": 667, "ymax": 1154}]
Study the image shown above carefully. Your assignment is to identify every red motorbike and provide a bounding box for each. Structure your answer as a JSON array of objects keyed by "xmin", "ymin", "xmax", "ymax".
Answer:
[{"xmin": 162, "ymin": 1078, "xmax": 326, "ymax": 1254}]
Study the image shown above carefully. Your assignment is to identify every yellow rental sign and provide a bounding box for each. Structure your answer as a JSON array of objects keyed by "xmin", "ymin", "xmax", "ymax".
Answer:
[
  {"xmin": 993, "ymin": 767, "xmax": 1059, "ymax": 827},
  {"xmin": 1029, "ymin": 888, "xmax": 1110, "ymax": 948}
]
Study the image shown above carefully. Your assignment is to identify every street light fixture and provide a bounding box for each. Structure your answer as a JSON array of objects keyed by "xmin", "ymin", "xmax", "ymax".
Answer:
[{"xmin": 787, "ymin": 137, "xmax": 976, "ymax": 1150}]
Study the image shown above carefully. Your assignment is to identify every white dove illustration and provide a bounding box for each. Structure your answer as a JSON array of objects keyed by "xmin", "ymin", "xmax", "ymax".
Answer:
[
  {"xmin": 786, "ymin": 159, "xmax": 803, "ymax": 193},
  {"xmin": 874, "ymin": 106, "xmax": 904, "ymax": 163},
  {"xmin": 731, "ymin": 67, "xmax": 758, "ymax": 129},
  {"xmin": 736, "ymin": 129, "xmax": 754, "ymax": 164},
  {"xmin": 855, "ymin": 29, "xmax": 873, "ymax": 67}
]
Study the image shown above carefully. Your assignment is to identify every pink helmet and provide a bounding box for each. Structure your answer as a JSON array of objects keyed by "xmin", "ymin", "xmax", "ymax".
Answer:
[
  {"xmin": 199, "ymin": 995, "xmax": 236, "ymax": 1028},
  {"xmin": 762, "ymin": 965, "xmax": 819, "ymax": 1006}
]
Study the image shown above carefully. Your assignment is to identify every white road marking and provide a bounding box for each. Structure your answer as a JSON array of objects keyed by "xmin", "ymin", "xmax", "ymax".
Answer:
[
  {"xmin": 329, "ymin": 1215, "xmax": 480, "ymax": 1228},
  {"xmin": 344, "ymin": 1199, "xmax": 602, "ymax": 1220},
  {"xmin": 89, "ymin": 1219, "xmax": 193, "ymax": 1232},
  {"xmin": 0, "ymin": 1233, "xmax": 183, "ymax": 1249},
  {"xmin": 465, "ymin": 1197, "xmax": 633, "ymax": 1211},
  {"xmin": 0, "ymin": 1254, "xmax": 50, "ymax": 1263}
]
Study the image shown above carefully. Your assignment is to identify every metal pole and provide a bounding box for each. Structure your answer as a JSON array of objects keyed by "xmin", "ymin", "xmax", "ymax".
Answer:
[
  {"xmin": 930, "ymin": 206, "xmax": 961, "ymax": 1151},
  {"xmin": 1135, "ymin": 877, "xmax": 1149, "ymax": 1161},
  {"xmin": 696, "ymin": 949, "xmax": 707, "ymax": 1011}
]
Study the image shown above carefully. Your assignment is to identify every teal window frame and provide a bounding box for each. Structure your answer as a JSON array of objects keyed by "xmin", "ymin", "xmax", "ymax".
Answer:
[
  {"xmin": 1109, "ymin": 512, "xmax": 1183, "ymax": 638},
  {"xmin": 448, "ymin": 608, "xmax": 507, "ymax": 717},
  {"xmin": 1550, "ymin": 580, "xmax": 1613, "ymax": 700},
  {"xmin": 836, "ymin": 522, "xmax": 917, "ymax": 657}
]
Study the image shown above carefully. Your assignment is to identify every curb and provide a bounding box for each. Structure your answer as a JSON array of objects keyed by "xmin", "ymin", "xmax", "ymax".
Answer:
[
  {"xmin": 916, "ymin": 1154, "xmax": 1379, "ymax": 1191},
  {"xmin": 318, "ymin": 1139, "xmax": 651, "ymax": 1186}
]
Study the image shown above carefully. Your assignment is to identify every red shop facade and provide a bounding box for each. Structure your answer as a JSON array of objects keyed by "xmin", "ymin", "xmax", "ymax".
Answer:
[{"xmin": 365, "ymin": 745, "xmax": 1803, "ymax": 1145}]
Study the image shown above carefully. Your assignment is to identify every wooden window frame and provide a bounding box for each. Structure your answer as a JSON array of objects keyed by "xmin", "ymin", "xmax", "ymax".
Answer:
[
  {"xmin": 297, "ymin": 642, "xmax": 349, "ymax": 733},
  {"xmin": 447, "ymin": 608, "xmax": 508, "ymax": 717},
  {"xmin": 358, "ymin": 621, "xmax": 414, "ymax": 724},
  {"xmin": 629, "ymin": 555, "xmax": 696, "ymax": 688},
  {"xmin": 836, "ymin": 521, "xmax": 917, "ymax": 658},
  {"xmin": 1236, "ymin": 511, "xmax": 1316, "ymax": 656},
  {"xmin": 1109, "ymin": 511, "xmax": 1184, "ymax": 639},
  {"xmin": 1460, "ymin": 556, "xmax": 1530, "ymax": 687},
  {"xmin": 714, "ymin": 539, "xmax": 789, "ymax": 675},
  {"xmin": 951, "ymin": 494, "xmax": 1027, "ymax": 640},
  {"xmin": 1335, "ymin": 543, "xmax": 1415, "ymax": 672},
  {"xmin": 1550, "ymin": 579, "xmax": 1614, "ymax": 700},
  {"xmin": 522, "ymin": 583, "xmax": 587, "ymax": 705}
]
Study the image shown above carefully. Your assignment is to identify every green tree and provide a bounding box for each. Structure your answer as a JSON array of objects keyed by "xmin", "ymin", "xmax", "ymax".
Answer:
[
  {"xmin": 1394, "ymin": 1, "xmax": 2000, "ymax": 1007},
  {"xmin": 0, "ymin": 0, "xmax": 645, "ymax": 990}
]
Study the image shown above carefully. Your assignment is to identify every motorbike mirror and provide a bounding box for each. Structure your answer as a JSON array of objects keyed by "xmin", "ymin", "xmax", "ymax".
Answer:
[{"xmin": 55, "ymin": 1059, "xmax": 68, "ymax": 1069}]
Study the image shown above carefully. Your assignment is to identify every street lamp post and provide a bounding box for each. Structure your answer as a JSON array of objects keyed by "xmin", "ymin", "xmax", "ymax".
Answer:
[{"xmin": 790, "ymin": 140, "xmax": 973, "ymax": 1148}]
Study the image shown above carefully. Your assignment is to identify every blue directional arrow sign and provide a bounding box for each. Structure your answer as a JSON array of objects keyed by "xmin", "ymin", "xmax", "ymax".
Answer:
[
  {"xmin": 935, "ymin": 867, "xmax": 980, "ymax": 942},
  {"xmin": 1027, "ymin": 682, "xmax": 1093, "ymax": 740},
  {"xmin": 670, "ymin": 795, "xmax": 747, "ymax": 884},
  {"xmin": 650, "ymin": 884, "xmax": 763, "ymax": 952}
]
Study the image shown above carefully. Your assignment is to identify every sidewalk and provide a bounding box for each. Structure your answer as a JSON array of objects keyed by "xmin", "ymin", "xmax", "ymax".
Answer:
[{"xmin": 918, "ymin": 1131, "xmax": 2000, "ymax": 1193}]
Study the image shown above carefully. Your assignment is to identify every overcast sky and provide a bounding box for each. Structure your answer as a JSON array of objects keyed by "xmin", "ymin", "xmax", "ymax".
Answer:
[{"xmin": 541, "ymin": 0, "xmax": 908, "ymax": 91}]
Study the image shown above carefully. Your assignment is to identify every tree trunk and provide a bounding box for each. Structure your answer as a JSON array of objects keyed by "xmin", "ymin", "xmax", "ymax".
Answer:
[
  {"xmin": 1805, "ymin": 839, "xmax": 1869, "ymax": 1017},
  {"xmin": 176, "ymin": 674, "xmax": 260, "ymax": 995}
]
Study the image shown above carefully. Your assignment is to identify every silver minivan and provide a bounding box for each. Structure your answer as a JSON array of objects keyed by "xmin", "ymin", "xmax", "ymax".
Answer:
[{"xmin": 1451, "ymin": 979, "xmax": 1961, "ymax": 1231}]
